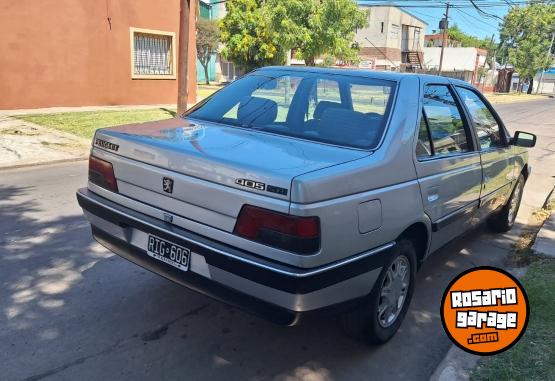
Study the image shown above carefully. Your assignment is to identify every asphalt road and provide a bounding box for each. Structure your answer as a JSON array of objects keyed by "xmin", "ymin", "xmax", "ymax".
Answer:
[{"xmin": 1, "ymin": 99, "xmax": 554, "ymax": 381}]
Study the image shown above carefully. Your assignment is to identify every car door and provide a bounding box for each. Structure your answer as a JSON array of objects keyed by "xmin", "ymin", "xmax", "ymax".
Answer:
[
  {"xmin": 454, "ymin": 86, "xmax": 515, "ymax": 218},
  {"xmin": 414, "ymin": 82, "xmax": 482, "ymax": 252}
]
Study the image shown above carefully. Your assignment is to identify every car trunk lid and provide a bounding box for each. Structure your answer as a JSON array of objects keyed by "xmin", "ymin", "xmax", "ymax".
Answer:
[{"xmin": 94, "ymin": 117, "xmax": 369, "ymax": 201}]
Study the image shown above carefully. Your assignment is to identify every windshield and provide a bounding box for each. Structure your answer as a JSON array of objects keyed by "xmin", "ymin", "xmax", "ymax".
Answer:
[{"xmin": 185, "ymin": 70, "xmax": 396, "ymax": 149}]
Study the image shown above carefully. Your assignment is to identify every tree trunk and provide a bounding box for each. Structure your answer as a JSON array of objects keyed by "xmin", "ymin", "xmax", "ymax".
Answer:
[
  {"xmin": 305, "ymin": 56, "xmax": 316, "ymax": 66},
  {"xmin": 204, "ymin": 64, "xmax": 210, "ymax": 85},
  {"xmin": 527, "ymin": 78, "xmax": 533, "ymax": 94}
]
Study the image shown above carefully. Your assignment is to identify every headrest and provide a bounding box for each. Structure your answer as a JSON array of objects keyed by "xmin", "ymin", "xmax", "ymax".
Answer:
[
  {"xmin": 313, "ymin": 101, "xmax": 344, "ymax": 120},
  {"xmin": 237, "ymin": 97, "xmax": 278, "ymax": 126},
  {"xmin": 319, "ymin": 108, "xmax": 380, "ymax": 144},
  {"xmin": 320, "ymin": 108, "xmax": 369, "ymax": 130}
]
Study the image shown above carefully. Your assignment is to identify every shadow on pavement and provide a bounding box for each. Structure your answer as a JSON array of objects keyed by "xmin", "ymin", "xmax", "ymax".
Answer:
[{"xmin": 0, "ymin": 183, "xmax": 526, "ymax": 381}]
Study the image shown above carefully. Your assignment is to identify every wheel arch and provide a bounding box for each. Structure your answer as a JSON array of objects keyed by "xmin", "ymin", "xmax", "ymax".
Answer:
[{"xmin": 398, "ymin": 222, "xmax": 430, "ymax": 268}]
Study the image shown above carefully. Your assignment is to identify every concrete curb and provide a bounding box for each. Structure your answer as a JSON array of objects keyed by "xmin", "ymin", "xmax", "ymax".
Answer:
[
  {"xmin": 0, "ymin": 156, "xmax": 88, "ymax": 171},
  {"xmin": 531, "ymin": 186, "xmax": 555, "ymax": 257},
  {"xmin": 429, "ymin": 346, "xmax": 480, "ymax": 381}
]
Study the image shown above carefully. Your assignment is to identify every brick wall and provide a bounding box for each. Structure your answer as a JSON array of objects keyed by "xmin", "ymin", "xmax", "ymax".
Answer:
[{"xmin": 359, "ymin": 47, "xmax": 401, "ymax": 63}]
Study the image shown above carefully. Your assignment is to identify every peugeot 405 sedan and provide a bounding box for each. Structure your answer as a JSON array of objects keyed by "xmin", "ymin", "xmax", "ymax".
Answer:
[{"xmin": 77, "ymin": 67, "xmax": 536, "ymax": 344}]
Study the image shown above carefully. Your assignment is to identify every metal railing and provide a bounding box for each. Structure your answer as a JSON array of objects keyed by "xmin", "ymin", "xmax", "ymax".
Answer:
[{"xmin": 134, "ymin": 33, "xmax": 173, "ymax": 75}]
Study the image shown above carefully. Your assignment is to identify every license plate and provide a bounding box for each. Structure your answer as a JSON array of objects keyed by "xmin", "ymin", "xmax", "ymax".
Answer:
[{"xmin": 146, "ymin": 235, "xmax": 190, "ymax": 271}]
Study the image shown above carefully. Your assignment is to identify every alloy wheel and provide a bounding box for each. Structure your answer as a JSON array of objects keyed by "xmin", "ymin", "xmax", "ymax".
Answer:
[
  {"xmin": 377, "ymin": 255, "xmax": 411, "ymax": 328},
  {"xmin": 508, "ymin": 181, "xmax": 523, "ymax": 224}
]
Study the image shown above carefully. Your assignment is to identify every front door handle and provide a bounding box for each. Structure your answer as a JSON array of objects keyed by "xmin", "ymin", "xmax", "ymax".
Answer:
[{"xmin": 427, "ymin": 186, "xmax": 440, "ymax": 202}]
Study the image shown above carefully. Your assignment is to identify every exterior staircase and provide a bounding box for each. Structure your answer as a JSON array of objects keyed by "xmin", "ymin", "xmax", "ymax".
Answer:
[{"xmin": 405, "ymin": 51, "xmax": 423, "ymax": 69}]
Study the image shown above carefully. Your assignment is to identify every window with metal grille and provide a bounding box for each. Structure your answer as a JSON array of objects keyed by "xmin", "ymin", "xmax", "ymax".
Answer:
[{"xmin": 130, "ymin": 28, "xmax": 176, "ymax": 79}]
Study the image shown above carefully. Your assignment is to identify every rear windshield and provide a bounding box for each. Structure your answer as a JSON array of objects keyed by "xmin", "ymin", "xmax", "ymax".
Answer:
[{"xmin": 184, "ymin": 71, "xmax": 396, "ymax": 149}]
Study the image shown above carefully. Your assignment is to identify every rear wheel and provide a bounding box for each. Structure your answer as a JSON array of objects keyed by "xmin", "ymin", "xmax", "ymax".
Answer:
[
  {"xmin": 488, "ymin": 174, "xmax": 525, "ymax": 233},
  {"xmin": 340, "ymin": 239, "xmax": 417, "ymax": 345}
]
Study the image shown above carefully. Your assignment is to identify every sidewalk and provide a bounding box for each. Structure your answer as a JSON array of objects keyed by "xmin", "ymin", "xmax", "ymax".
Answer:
[
  {"xmin": 485, "ymin": 93, "xmax": 553, "ymax": 104},
  {"xmin": 532, "ymin": 213, "xmax": 555, "ymax": 257},
  {"xmin": 0, "ymin": 115, "xmax": 89, "ymax": 169},
  {"xmin": 0, "ymin": 103, "xmax": 198, "ymax": 170}
]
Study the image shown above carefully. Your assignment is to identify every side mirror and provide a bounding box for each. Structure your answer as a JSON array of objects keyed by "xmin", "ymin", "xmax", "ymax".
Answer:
[{"xmin": 512, "ymin": 131, "xmax": 536, "ymax": 148}]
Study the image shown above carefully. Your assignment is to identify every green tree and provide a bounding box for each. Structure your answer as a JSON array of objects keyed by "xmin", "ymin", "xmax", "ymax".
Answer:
[
  {"xmin": 219, "ymin": 0, "xmax": 286, "ymax": 71},
  {"xmin": 448, "ymin": 25, "xmax": 491, "ymax": 49},
  {"xmin": 500, "ymin": 3, "xmax": 555, "ymax": 92},
  {"xmin": 266, "ymin": 0, "xmax": 368, "ymax": 65},
  {"xmin": 197, "ymin": 19, "xmax": 220, "ymax": 85}
]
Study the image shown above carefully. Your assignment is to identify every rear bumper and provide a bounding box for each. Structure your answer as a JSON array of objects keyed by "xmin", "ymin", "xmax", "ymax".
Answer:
[{"xmin": 77, "ymin": 188, "xmax": 391, "ymax": 325}]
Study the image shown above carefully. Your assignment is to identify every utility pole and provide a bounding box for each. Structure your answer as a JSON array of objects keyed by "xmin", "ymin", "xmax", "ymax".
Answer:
[
  {"xmin": 177, "ymin": 0, "xmax": 197, "ymax": 115},
  {"xmin": 438, "ymin": 2, "xmax": 449, "ymax": 75},
  {"xmin": 480, "ymin": 34, "xmax": 495, "ymax": 92},
  {"xmin": 536, "ymin": 31, "xmax": 555, "ymax": 94}
]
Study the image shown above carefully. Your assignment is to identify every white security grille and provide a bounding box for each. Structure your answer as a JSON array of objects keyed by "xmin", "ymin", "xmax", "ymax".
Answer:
[{"xmin": 133, "ymin": 33, "xmax": 172, "ymax": 75}]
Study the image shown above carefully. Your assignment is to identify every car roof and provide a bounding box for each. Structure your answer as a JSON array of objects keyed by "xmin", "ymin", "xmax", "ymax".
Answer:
[{"xmin": 255, "ymin": 66, "xmax": 475, "ymax": 88}]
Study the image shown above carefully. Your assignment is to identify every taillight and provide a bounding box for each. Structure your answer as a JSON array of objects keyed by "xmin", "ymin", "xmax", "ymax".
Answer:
[
  {"xmin": 233, "ymin": 205, "xmax": 320, "ymax": 254},
  {"xmin": 88, "ymin": 155, "xmax": 118, "ymax": 192}
]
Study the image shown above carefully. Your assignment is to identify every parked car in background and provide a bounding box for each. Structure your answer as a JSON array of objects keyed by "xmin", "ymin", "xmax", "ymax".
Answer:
[{"xmin": 77, "ymin": 67, "xmax": 535, "ymax": 344}]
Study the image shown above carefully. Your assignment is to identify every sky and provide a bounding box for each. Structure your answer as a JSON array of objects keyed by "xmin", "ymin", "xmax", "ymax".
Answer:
[{"xmin": 357, "ymin": 0, "xmax": 513, "ymax": 41}]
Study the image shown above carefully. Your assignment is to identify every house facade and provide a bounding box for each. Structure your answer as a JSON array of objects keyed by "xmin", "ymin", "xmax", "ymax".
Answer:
[
  {"xmin": 535, "ymin": 67, "xmax": 555, "ymax": 94},
  {"xmin": 422, "ymin": 47, "xmax": 488, "ymax": 85},
  {"xmin": 196, "ymin": 0, "xmax": 242, "ymax": 83},
  {"xmin": 354, "ymin": 6, "xmax": 427, "ymax": 71},
  {"xmin": 197, "ymin": 0, "xmax": 237, "ymax": 83},
  {"xmin": 0, "ymin": 0, "xmax": 196, "ymax": 110}
]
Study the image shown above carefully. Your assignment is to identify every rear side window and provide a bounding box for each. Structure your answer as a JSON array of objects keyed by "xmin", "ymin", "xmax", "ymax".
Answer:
[
  {"xmin": 420, "ymin": 85, "xmax": 470, "ymax": 156},
  {"xmin": 185, "ymin": 71, "xmax": 396, "ymax": 149},
  {"xmin": 416, "ymin": 113, "xmax": 432, "ymax": 158},
  {"xmin": 455, "ymin": 87, "xmax": 505, "ymax": 149}
]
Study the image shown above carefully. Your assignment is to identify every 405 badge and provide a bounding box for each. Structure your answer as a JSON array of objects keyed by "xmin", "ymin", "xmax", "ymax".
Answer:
[{"xmin": 440, "ymin": 266, "xmax": 529, "ymax": 355}]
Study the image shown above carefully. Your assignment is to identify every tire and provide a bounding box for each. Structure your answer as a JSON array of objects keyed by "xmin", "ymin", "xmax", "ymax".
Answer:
[
  {"xmin": 487, "ymin": 174, "xmax": 525, "ymax": 233},
  {"xmin": 340, "ymin": 239, "xmax": 417, "ymax": 345}
]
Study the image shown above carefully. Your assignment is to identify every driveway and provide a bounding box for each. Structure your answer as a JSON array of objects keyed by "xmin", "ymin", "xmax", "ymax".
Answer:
[{"xmin": 1, "ymin": 99, "xmax": 554, "ymax": 381}]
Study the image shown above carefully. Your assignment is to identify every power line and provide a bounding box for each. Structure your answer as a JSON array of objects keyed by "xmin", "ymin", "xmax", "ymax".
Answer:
[
  {"xmin": 357, "ymin": 0, "xmax": 534, "ymax": 8},
  {"xmin": 359, "ymin": 0, "xmax": 537, "ymax": 3},
  {"xmin": 469, "ymin": 0, "xmax": 504, "ymax": 20},
  {"xmin": 407, "ymin": 3, "xmax": 498, "ymax": 32},
  {"xmin": 406, "ymin": 7, "xmax": 443, "ymax": 19},
  {"xmin": 455, "ymin": 7, "xmax": 499, "ymax": 29}
]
